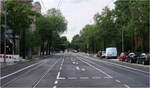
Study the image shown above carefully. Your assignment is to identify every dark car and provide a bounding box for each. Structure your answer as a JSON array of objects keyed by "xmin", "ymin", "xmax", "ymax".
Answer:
[
  {"xmin": 136, "ymin": 53, "xmax": 150, "ymax": 65},
  {"xmin": 126, "ymin": 53, "xmax": 140, "ymax": 63},
  {"xmin": 119, "ymin": 52, "xmax": 126, "ymax": 61}
]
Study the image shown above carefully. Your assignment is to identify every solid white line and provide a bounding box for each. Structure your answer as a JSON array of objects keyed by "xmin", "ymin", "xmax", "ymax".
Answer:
[
  {"xmin": 79, "ymin": 58, "xmax": 113, "ymax": 78},
  {"xmin": 124, "ymin": 84, "xmax": 130, "ymax": 88},
  {"xmin": 33, "ymin": 60, "xmax": 59, "ymax": 88},
  {"xmin": 0, "ymin": 62, "xmax": 40, "ymax": 80},
  {"xmin": 80, "ymin": 55, "xmax": 150, "ymax": 74}
]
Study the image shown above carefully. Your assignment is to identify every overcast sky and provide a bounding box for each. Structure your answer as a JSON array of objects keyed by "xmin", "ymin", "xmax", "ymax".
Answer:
[{"xmin": 33, "ymin": 0, "xmax": 115, "ymax": 42}]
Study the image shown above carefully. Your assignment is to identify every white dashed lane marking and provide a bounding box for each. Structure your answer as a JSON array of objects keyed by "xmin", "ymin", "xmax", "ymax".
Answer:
[
  {"xmin": 76, "ymin": 66, "xmax": 80, "ymax": 70},
  {"xmin": 68, "ymin": 77, "xmax": 77, "ymax": 80},
  {"xmin": 124, "ymin": 84, "xmax": 130, "ymax": 88},
  {"xmin": 80, "ymin": 77, "xmax": 89, "ymax": 79},
  {"xmin": 92, "ymin": 76, "xmax": 101, "ymax": 79},
  {"xmin": 115, "ymin": 80, "xmax": 121, "ymax": 83},
  {"xmin": 54, "ymin": 80, "xmax": 58, "ymax": 84}
]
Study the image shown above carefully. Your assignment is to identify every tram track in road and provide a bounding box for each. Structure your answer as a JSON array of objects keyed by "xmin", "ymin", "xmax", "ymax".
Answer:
[{"xmin": 32, "ymin": 59, "xmax": 60, "ymax": 88}]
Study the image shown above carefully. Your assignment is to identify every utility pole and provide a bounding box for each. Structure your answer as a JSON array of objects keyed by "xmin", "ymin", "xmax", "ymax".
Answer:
[
  {"xmin": 4, "ymin": 0, "xmax": 8, "ymax": 63},
  {"xmin": 122, "ymin": 28, "xmax": 124, "ymax": 52}
]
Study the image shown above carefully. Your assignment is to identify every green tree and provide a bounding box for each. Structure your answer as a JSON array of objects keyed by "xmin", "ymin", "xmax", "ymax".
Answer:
[{"xmin": 1, "ymin": 1, "xmax": 36, "ymax": 58}]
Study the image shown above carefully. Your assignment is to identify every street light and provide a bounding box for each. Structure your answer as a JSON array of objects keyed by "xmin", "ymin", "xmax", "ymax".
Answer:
[{"xmin": 4, "ymin": 0, "xmax": 8, "ymax": 63}]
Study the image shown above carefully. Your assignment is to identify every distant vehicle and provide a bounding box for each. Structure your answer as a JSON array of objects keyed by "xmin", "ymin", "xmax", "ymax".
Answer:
[
  {"xmin": 126, "ymin": 53, "xmax": 140, "ymax": 63},
  {"xmin": 96, "ymin": 51, "xmax": 102, "ymax": 57},
  {"xmin": 119, "ymin": 52, "xmax": 126, "ymax": 61},
  {"xmin": 105, "ymin": 47, "xmax": 117, "ymax": 59},
  {"xmin": 72, "ymin": 50, "xmax": 78, "ymax": 53},
  {"xmin": 136, "ymin": 53, "xmax": 150, "ymax": 65},
  {"xmin": 101, "ymin": 51, "xmax": 106, "ymax": 58}
]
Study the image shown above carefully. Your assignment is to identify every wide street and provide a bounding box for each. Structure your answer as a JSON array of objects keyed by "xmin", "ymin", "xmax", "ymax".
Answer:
[{"xmin": 1, "ymin": 52, "xmax": 150, "ymax": 88}]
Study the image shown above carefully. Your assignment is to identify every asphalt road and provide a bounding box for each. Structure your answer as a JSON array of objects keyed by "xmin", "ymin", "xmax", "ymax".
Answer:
[{"xmin": 1, "ymin": 52, "xmax": 150, "ymax": 88}]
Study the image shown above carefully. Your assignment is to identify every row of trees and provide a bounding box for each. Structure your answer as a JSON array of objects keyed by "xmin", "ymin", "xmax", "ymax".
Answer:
[
  {"xmin": 0, "ymin": 1, "xmax": 69, "ymax": 59},
  {"xmin": 35, "ymin": 8, "xmax": 68, "ymax": 56},
  {"xmin": 71, "ymin": 0, "xmax": 149, "ymax": 54}
]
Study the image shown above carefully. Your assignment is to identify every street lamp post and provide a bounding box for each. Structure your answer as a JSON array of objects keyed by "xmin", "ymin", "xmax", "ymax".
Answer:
[{"xmin": 4, "ymin": 0, "xmax": 8, "ymax": 63}]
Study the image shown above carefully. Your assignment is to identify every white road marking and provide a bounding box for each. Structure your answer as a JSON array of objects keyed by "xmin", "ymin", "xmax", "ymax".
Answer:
[
  {"xmin": 60, "ymin": 67, "xmax": 62, "ymax": 70},
  {"xmin": 115, "ymin": 80, "xmax": 121, "ymax": 83},
  {"xmin": 33, "ymin": 60, "xmax": 59, "ymax": 88},
  {"xmin": 104, "ymin": 77, "xmax": 111, "ymax": 79},
  {"xmin": 80, "ymin": 55, "xmax": 150, "ymax": 74},
  {"xmin": 72, "ymin": 62, "xmax": 75, "ymax": 64},
  {"xmin": 58, "ymin": 77, "xmax": 66, "ymax": 80},
  {"xmin": 124, "ymin": 84, "xmax": 130, "ymax": 88},
  {"xmin": 0, "ymin": 62, "xmax": 41, "ymax": 80},
  {"xmin": 56, "ymin": 72, "xmax": 60, "ymax": 80},
  {"xmin": 76, "ymin": 66, "xmax": 80, "ymax": 70},
  {"xmin": 2, "ymin": 62, "xmax": 45, "ymax": 87},
  {"xmin": 81, "ymin": 68, "xmax": 86, "ymax": 71},
  {"xmin": 79, "ymin": 58, "xmax": 113, "ymax": 78},
  {"xmin": 92, "ymin": 76, "xmax": 101, "ymax": 79},
  {"xmin": 54, "ymin": 80, "xmax": 58, "ymax": 84},
  {"xmin": 68, "ymin": 77, "xmax": 77, "ymax": 79},
  {"xmin": 53, "ymin": 85, "xmax": 57, "ymax": 88},
  {"xmin": 80, "ymin": 77, "xmax": 89, "ymax": 79}
]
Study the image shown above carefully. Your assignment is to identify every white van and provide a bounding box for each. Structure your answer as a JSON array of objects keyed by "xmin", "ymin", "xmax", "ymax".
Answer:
[{"xmin": 105, "ymin": 47, "xmax": 117, "ymax": 59}]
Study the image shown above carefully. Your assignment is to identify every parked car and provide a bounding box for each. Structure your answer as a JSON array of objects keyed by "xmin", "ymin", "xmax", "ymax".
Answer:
[
  {"xmin": 126, "ymin": 53, "xmax": 140, "ymax": 63},
  {"xmin": 119, "ymin": 52, "xmax": 126, "ymax": 61},
  {"xmin": 96, "ymin": 51, "xmax": 102, "ymax": 57},
  {"xmin": 101, "ymin": 51, "xmax": 106, "ymax": 58},
  {"xmin": 105, "ymin": 47, "xmax": 117, "ymax": 59},
  {"xmin": 136, "ymin": 53, "xmax": 150, "ymax": 65}
]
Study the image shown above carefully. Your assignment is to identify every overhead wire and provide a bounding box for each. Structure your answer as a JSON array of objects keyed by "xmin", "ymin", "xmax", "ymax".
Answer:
[
  {"xmin": 57, "ymin": 0, "xmax": 63, "ymax": 10},
  {"xmin": 40, "ymin": 0, "xmax": 47, "ymax": 12}
]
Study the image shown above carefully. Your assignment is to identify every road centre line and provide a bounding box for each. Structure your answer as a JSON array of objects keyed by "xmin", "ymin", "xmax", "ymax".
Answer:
[
  {"xmin": 0, "ymin": 62, "xmax": 41, "ymax": 80},
  {"xmin": 78, "ymin": 58, "xmax": 113, "ymax": 78},
  {"xmin": 32, "ymin": 60, "xmax": 59, "ymax": 88},
  {"xmin": 79, "ymin": 55, "xmax": 150, "ymax": 74}
]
